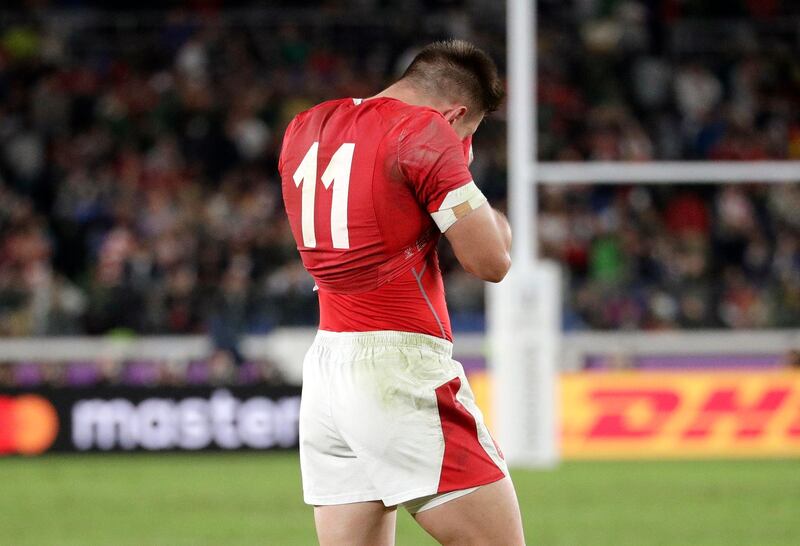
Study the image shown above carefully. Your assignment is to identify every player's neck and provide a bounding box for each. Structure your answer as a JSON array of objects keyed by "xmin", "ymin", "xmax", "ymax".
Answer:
[{"xmin": 369, "ymin": 82, "xmax": 445, "ymax": 112}]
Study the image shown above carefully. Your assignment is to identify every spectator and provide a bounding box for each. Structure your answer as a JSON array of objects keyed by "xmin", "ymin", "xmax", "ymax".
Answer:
[{"xmin": 0, "ymin": 3, "xmax": 797, "ymax": 337}]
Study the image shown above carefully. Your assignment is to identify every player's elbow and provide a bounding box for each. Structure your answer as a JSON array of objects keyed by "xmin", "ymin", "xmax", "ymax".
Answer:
[
  {"xmin": 486, "ymin": 253, "xmax": 512, "ymax": 283},
  {"xmin": 469, "ymin": 252, "xmax": 511, "ymax": 283}
]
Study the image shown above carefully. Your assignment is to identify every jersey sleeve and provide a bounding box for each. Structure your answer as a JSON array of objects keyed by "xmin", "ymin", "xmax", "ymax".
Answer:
[
  {"xmin": 397, "ymin": 112, "xmax": 487, "ymax": 233},
  {"xmin": 278, "ymin": 115, "xmax": 299, "ymax": 175}
]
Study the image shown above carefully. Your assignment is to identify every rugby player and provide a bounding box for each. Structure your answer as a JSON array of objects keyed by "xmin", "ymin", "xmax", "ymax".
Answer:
[{"xmin": 279, "ymin": 39, "xmax": 524, "ymax": 546}]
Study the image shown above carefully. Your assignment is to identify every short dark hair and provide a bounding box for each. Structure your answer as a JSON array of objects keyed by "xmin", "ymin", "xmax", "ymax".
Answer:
[{"xmin": 400, "ymin": 40, "xmax": 505, "ymax": 115}]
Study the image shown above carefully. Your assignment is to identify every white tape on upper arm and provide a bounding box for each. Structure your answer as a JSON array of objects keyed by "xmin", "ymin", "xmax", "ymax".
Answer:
[{"xmin": 430, "ymin": 181, "xmax": 488, "ymax": 232}]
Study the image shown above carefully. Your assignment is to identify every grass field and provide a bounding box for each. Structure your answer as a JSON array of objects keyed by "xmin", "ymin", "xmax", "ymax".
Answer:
[{"xmin": 1, "ymin": 454, "xmax": 798, "ymax": 546}]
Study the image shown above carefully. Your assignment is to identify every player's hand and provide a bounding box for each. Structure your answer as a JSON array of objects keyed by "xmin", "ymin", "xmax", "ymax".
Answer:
[{"xmin": 462, "ymin": 136, "xmax": 474, "ymax": 166}]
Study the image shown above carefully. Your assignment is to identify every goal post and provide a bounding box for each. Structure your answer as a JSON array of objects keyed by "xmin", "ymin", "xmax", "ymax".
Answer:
[
  {"xmin": 538, "ymin": 161, "xmax": 800, "ymax": 183},
  {"xmin": 488, "ymin": 0, "xmax": 561, "ymax": 467},
  {"xmin": 490, "ymin": 0, "xmax": 800, "ymax": 468},
  {"xmin": 488, "ymin": 263, "xmax": 561, "ymax": 467}
]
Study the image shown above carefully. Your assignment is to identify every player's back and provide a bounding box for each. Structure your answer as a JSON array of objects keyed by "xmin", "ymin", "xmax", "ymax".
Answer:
[{"xmin": 279, "ymin": 97, "xmax": 475, "ymax": 340}]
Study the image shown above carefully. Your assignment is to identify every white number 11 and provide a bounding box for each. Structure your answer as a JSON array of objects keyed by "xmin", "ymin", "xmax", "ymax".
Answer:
[{"xmin": 292, "ymin": 142, "xmax": 355, "ymax": 249}]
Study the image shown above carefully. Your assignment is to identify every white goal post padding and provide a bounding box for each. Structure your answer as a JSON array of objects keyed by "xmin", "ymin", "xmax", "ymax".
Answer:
[{"xmin": 489, "ymin": 261, "xmax": 561, "ymax": 467}]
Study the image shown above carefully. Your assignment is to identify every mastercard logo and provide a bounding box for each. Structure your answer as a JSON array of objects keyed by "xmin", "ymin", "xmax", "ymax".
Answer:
[{"xmin": 0, "ymin": 395, "xmax": 59, "ymax": 455}]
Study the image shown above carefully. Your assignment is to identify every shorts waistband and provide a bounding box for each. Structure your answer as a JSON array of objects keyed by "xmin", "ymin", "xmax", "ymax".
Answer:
[{"xmin": 314, "ymin": 330, "xmax": 453, "ymax": 358}]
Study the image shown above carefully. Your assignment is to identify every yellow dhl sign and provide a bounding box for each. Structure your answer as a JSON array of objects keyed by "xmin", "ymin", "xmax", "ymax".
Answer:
[{"xmin": 561, "ymin": 371, "xmax": 800, "ymax": 459}]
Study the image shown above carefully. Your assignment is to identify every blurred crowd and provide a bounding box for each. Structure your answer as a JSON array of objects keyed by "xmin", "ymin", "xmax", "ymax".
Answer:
[
  {"xmin": 0, "ymin": 355, "xmax": 285, "ymax": 389},
  {"xmin": 542, "ymin": 183, "xmax": 800, "ymax": 329},
  {"xmin": 537, "ymin": 0, "xmax": 800, "ymax": 161},
  {"xmin": 0, "ymin": 0, "xmax": 798, "ymax": 349},
  {"xmin": 534, "ymin": 0, "xmax": 800, "ymax": 329}
]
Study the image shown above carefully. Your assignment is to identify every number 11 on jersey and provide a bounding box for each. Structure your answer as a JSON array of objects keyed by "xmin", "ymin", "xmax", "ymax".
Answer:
[{"xmin": 292, "ymin": 142, "xmax": 355, "ymax": 249}]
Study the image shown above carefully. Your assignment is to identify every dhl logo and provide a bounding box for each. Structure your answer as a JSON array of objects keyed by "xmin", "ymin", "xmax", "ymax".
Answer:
[
  {"xmin": 0, "ymin": 395, "xmax": 59, "ymax": 455},
  {"xmin": 561, "ymin": 371, "xmax": 800, "ymax": 458}
]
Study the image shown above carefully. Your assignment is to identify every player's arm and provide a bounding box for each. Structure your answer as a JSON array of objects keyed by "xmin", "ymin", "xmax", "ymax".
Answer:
[
  {"xmin": 444, "ymin": 204, "xmax": 511, "ymax": 283},
  {"xmin": 400, "ymin": 114, "xmax": 511, "ymax": 283}
]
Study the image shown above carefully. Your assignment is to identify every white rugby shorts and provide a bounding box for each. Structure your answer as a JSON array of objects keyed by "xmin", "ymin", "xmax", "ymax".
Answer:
[{"xmin": 299, "ymin": 330, "xmax": 508, "ymax": 508}]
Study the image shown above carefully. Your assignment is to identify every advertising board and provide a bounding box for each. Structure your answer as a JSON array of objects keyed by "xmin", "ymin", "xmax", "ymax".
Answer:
[
  {"xmin": 561, "ymin": 371, "xmax": 800, "ymax": 458},
  {"xmin": 6, "ymin": 371, "xmax": 799, "ymax": 459},
  {"xmin": 0, "ymin": 386, "xmax": 301, "ymax": 455}
]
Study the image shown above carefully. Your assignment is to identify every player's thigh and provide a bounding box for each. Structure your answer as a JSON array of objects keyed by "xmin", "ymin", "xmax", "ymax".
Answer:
[
  {"xmin": 413, "ymin": 476, "xmax": 525, "ymax": 546},
  {"xmin": 314, "ymin": 501, "xmax": 397, "ymax": 546}
]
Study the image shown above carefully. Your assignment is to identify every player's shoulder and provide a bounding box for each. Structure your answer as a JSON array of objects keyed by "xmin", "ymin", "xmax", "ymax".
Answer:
[
  {"xmin": 284, "ymin": 97, "xmax": 453, "ymax": 147},
  {"xmin": 388, "ymin": 103, "xmax": 461, "ymax": 149},
  {"xmin": 287, "ymin": 98, "xmax": 354, "ymax": 129},
  {"xmin": 373, "ymin": 98, "xmax": 447, "ymax": 131}
]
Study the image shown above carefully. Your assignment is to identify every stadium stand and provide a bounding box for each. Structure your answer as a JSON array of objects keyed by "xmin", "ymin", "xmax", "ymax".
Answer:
[{"xmin": 0, "ymin": 2, "xmax": 798, "ymax": 388}]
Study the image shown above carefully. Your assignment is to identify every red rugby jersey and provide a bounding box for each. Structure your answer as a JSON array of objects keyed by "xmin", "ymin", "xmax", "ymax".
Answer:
[{"xmin": 279, "ymin": 97, "xmax": 474, "ymax": 341}]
